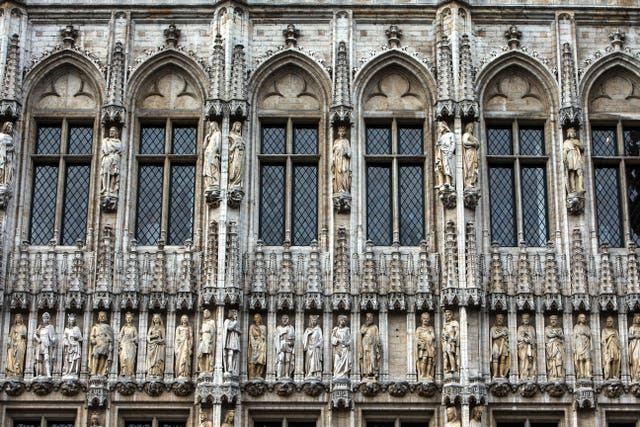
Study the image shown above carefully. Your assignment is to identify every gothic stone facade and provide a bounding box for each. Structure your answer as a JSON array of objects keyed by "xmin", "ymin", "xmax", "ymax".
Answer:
[{"xmin": 0, "ymin": 0, "xmax": 640, "ymax": 426}]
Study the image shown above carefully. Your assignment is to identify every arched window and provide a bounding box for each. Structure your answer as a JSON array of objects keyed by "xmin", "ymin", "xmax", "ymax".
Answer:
[
  {"xmin": 482, "ymin": 65, "xmax": 550, "ymax": 247},
  {"xmin": 27, "ymin": 66, "xmax": 99, "ymax": 245},
  {"xmin": 588, "ymin": 67, "xmax": 640, "ymax": 247},
  {"xmin": 133, "ymin": 66, "xmax": 201, "ymax": 245}
]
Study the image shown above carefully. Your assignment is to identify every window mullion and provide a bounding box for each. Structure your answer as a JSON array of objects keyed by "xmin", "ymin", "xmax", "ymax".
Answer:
[
  {"xmin": 285, "ymin": 119, "xmax": 294, "ymax": 240},
  {"xmin": 513, "ymin": 121, "xmax": 524, "ymax": 242},
  {"xmin": 160, "ymin": 120, "xmax": 171, "ymax": 242},
  {"xmin": 391, "ymin": 119, "xmax": 399, "ymax": 241},
  {"xmin": 617, "ymin": 121, "xmax": 631, "ymax": 244}
]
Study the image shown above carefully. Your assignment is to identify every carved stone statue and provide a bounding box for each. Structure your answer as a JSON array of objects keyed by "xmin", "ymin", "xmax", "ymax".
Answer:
[
  {"xmin": 332, "ymin": 126, "xmax": 352, "ymax": 194},
  {"xmin": 415, "ymin": 312, "xmax": 436, "ymax": 381},
  {"xmin": 517, "ymin": 313, "xmax": 537, "ymax": 381},
  {"xmin": 248, "ymin": 313, "xmax": 267, "ymax": 380},
  {"xmin": 545, "ymin": 314, "xmax": 565, "ymax": 381},
  {"xmin": 360, "ymin": 312, "xmax": 381, "ymax": 381},
  {"xmin": 573, "ymin": 313, "xmax": 592, "ymax": 380},
  {"xmin": 563, "ymin": 127, "xmax": 584, "ymax": 194},
  {"xmin": 63, "ymin": 313, "xmax": 82, "ymax": 377},
  {"xmin": 470, "ymin": 406, "xmax": 483, "ymax": 427},
  {"xmin": 462, "ymin": 122, "xmax": 480, "ymax": 188},
  {"xmin": 221, "ymin": 410, "xmax": 235, "ymax": 427},
  {"xmin": 602, "ymin": 316, "xmax": 621, "ymax": 380},
  {"xmin": 444, "ymin": 406, "xmax": 462, "ymax": 427},
  {"xmin": 490, "ymin": 313, "xmax": 511, "ymax": 380},
  {"xmin": 276, "ymin": 314, "xmax": 295, "ymax": 380},
  {"xmin": 89, "ymin": 412, "xmax": 103, "ymax": 427},
  {"xmin": 174, "ymin": 315, "xmax": 193, "ymax": 379},
  {"xmin": 89, "ymin": 311, "xmax": 114, "ymax": 377},
  {"xmin": 0, "ymin": 121, "xmax": 15, "ymax": 187},
  {"xmin": 6, "ymin": 313, "xmax": 27, "ymax": 377},
  {"xmin": 198, "ymin": 309, "xmax": 216, "ymax": 374},
  {"xmin": 198, "ymin": 412, "xmax": 213, "ymax": 427},
  {"xmin": 435, "ymin": 121, "xmax": 455, "ymax": 188},
  {"xmin": 203, "ymin": 121, "xmax": 221, "ymax": 189},
  {"xmin": 119, "ymin": 311, "xmax": 138, "ymax": 377},
  {"xmin": 146, "ymin": 313, "xmax": 166, "ymax": 378},
  {"xmin": 100, "ymin": 126, "xmax": 122, "ymax": 197},
  {"xmin": 332, "ymin": 315, "xmax": 352, "ymax": 379},
  {"xmin": 34, "ymin": 312, "xmax": 57, "ymax": 377},
  {"xmin": 629, "ymin": 313, "xmax": 640, "ymax": 382},
  {"xmin": 442, "ymin": 309, "xmax": 459, "ymax": 375},
  {"xmin": 223, "ymin": 309, "xmax": 241, "ymax": 376},
  {"xmin": 228, "ymin": 121, "xmax": 245, "ymax": 191},
  {"xmin": 303, "ymin": 315, "xmax": 323, "ymax": 380}
]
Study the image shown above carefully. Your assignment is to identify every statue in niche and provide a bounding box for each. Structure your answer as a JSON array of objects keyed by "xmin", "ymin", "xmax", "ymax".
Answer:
[
  {"xmin": 89, "ymin": 413, "xmax": 103, "ymax": 427},
  {"xmin": 146, "ymin": 313, "xmax": 166, "ymax": 378},
  {"xmin": 563, "ymin": 127, "xmax": 584, "ymax": 194},
  {"xmin": 198, "ymin": 412, "xmax": 213, "ymax": 427},
  {"xmin": 442, "ymin": 309, "xmax": 459, "ymax": 375},
  {"xmin": 602, "ymin": 316, "xmax": 621, "ymax": 380},
  {"xmin": 119, "ymin": 311, "xmax": 138, "ymax": 377},
  {"xmin": 198, "ymin": 309, "xmax": 216, "ymax": 374},
  {"xmin": 470, "ymin": 406, "xmax": 483, "ymax": 427},
  {"xmin": 89, "ymin": 311, "xmax": 114, "ymax": 376},
  {"xmin": 444, "ymin": 407, "xmax": 462, "ymax": 427},
  {"xmin": 544, "ymin": 314, "xmax": 565, "ymax": 381},
  {"xmin": 360, "ymin": 312, "xmax": 381, "ymax": 381},
  {"xmin": 227, "ymin": 121, "xmax": 245, "ymax": 191},
  {"xmin": 203, "ymin": 121, "xmax": 221, "ymax": 189},
  {"xmin": 415, "ymin": 312, "xmax": 436, "ymax": 381},
  {"xmin": 573, "ymin": 313, "xmax": 592, "ymax": 380},
  {"xmin": 6, "ymin": 313, "xmax": 27, "ymax": 377},
  {"xmin": 63, "ymin": 314, "xmax": 82, "ymax": 377},
  {"xmin": 332, "ymin": 315, "xmax": 352, "ymax": 379},
  {"xmin": 248, "ymin": 313, "xmax": 267, "ymax": 380},
  {"xmin": 221, "ymin": 410, "xmax": 234, "ymax": 427},
  {"xmin": 629, "ymin": 313, "xmax": 640, "ymax": 382},
  {"xmin": 223, "ymin": 309, "xmax": 241, "ymax": 376},
  {"xmin": 490, "ymin": 313, "xmax": 511, "ymax": 380},
  {"xmin": 435, "ymin": 121, "xmax": 455, "ymax": 188},
  {"xmin": 462, "ymin": 122, "xmax": 480, "ymax": 188},
  {"xmin": 100, "ymin": 126, "xmax": 122, "ymax": 198},
  {"xmin": 276, "ymin": 314, "xmax": 296, "ymax": 380},
  {"xmin": 0, "ymin": 121, "xmax": 15, "ymax": 187},
  {"xmin": 303, "ymin": 314, "xmax": 323, "ymax": 380},
  {"xmin": 332, "ymin": 125, "xmax": 352, "ymax": 195},
  {"xmin": 33, "ymin": 312, "xmax": 57, "ymax": 378},
  {"xmin": 517, "ymin": 313, "xmax": 537, "ymax": 381},
  {"xmin": 174, "ymin": 315, "xmax": 193, "ymax": 379}
]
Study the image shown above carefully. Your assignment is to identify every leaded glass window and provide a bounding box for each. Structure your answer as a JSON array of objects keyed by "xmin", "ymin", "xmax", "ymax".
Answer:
[
  {"xmin": 487, "ymin": 123, "xmax": 548, "ymax": 247},
  {"xmin": 30, "ymin": 122, "xmax": 93, "ymax": 245},
  {"xmin": 365, "ymin": 121, "xmax": 425, "ymax": 246},
  {"xmin": 136, "ymin": 122, "xmax": 196, "ymax": 245},
  {"xmin": 592, "ymin": 124, "xmax": 640, "ymax": 246},
  {"xmin": 259, "ymin": 120, "xmax": 319, "ymax": 246}
]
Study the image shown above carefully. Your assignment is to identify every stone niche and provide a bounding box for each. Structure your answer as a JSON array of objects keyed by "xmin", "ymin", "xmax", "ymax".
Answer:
[
  {"xmin": 363, "ymin": 66, "xmax": 426, "ymax": 112},
  {"xmin": 483, "ymin": 65, "xmax": 548, "ymax": 115},
  {"xmin": 32, "ymin": 66, "xmax": 98, "ymax": 111},
  {"xmin": 258, "ymin": 68, "xmax": 322, "ymax": 112},
  {"xmin": 589, "ymin": 67, "xmax": 640, "ymax": 114},
  {"xmin": 136, "ymin": 65, "xmax": 202, "ymax": 111}
]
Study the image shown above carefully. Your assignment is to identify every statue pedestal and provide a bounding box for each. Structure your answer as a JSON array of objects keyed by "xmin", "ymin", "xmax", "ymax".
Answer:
[
  {"xmin": 205, "ymin": 186, "xmax": 221, "ymax": 207},
  {"xmin": 438, "ymin": 184, "xmax": 456, "ymax": 209},
  {"xmin": 566, "ymin": 191, "xmax": 585, "ymax": 215},
  {"xmin": 463, "ymin": 187, "xmax": 481, "ymax": 209},
  {"xmin": 88, "ymin": 376, "xmax": 109, "ymax": 408},
  {"xmin": 331, "ymin": 378, "xmax": 352, "ymax": 408},
  {"xmin": 333, "ymin": 192, "xmax": 351, "ymax": 213}
]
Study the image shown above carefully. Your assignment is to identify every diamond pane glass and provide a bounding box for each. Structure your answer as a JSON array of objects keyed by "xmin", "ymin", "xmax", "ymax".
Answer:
[
  {"xmin": 595, "ymin": 167, "xmax": 623, "ymax": 247},
  {"xmin": 624, "ymin": 128, "xmax": 640, "ymax": 156},
  {"xmin": 294, "ymin": 126, "xmax": 318, "ymax": 154},
  {"xmin": 292, "ymin": 165, "xmax": 317, "ymax": 245},
  {"xmin": 367, "ymin": 126, "xmax": 391, "ymax": 155},
  {"xmin": 489, "ymin": 166, "xmax": 516, "ymax": 246},
  {"xmin": 47, "ymin": 423, "xmax": 76, "ymax": 427},
  {"xmin": 30, "ymin": 165, "xmax": 58, "ymax": 244},
  {"xmin": 172, "ymin": 126, "xmax": 197, "ymax": 154},
  {"xmin": 262, "ymin": 126, "xmax": 286, "ymax": 154},
  {"xmin": 399, "ymin": 166, "xmax": 424, "ymax": 246},
  {"xmin": 487, "ymin": 127, "xmax": 512, "ymax": 155},
  {"xmin": 68, "ymin": 126, "xmax": 93, "ymax": 154},
  {"xmin": 399, "ymin": 126, "xmax": 423, "ymax": 155},
  {"xmin": 136, "ymin": 165, "xmax": 164, "ymax": 245},
  {"xmin": 367, "ymin": 165, "xmax": 392, "ymax": 245},
  {"xmin": 14, "ymin": 423, "xmax": 38, "ymax": 427},
  {"xmin": 260, "ymin": 164, "xmax": 285, "ymax": 245},
  {"xmin": 627, "ymin": 166, "xmax": 640, "ymax": 245},
  {"xmin": 140, "ymin": 127, "xmax": 165, "ymax": 154},
  {"xmin": 521, "ymin": 167, "xmax": 548, "ymax": 247},
  {"xmin": 519, "ymin": 127, "xmax": 545, "ymax": 155},
  {"xmin": 61, "ymin": 165, "xmax": 90, "ymax": 245},
  {"xmin": 169, "ymin": 165, "xmax": 195, "ymax": 245},
  {"xmin": 36, "ymin": 125, "xmax": 61, "ymax": 154},
  {"xmin": 592, "ymin": 128, "xmax": 617, "ymax": 157}
]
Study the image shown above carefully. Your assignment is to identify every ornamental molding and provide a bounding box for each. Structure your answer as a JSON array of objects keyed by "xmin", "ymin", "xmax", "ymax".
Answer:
[
  {"xmin": 578, "ymin": 47, "xmax": 640, "ymax": 81},
  {"xmin": 25, "ymin": 44, "xmax": 106, "ymax": 80},
  {"xmin": 128, "ymin": 45, "xmax": 208, "ymax": 78},
  {"xmin": 252, "ymin": 45, "xmax": 330, "ymax": 77},
  {"xmin": 476, "ymin": 46, "xmax": 556, "ymax": 78},
  {"xmin": 353, "ymin": 45, "xmax": 435, "ymax": 78}
]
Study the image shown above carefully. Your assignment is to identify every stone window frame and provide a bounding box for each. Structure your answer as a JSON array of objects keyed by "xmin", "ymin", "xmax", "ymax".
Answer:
[
  {"xmin": 7, "ymin": 408, "xmax": 79, "ymax": 427},
  {"xmin": 117, "ymin": 406, "xmax": 190, "ymax": 427},
  {"xmin": 251, "ymin": 416, "xmax": 319, "ymax": 427}
]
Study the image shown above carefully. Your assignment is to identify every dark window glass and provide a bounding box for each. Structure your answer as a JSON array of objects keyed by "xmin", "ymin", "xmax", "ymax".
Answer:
[
  {"xmin": 489, "ymin": 167, "xmax": 516, "ymax": 246},
  {"xmin": 140, "ymin": 127, "xmax": 165, "ymax": 154},
  {"xmin": 487, "ymin": 127, "xmax": 512, "ymax": 155},
  {"xmin": 628, "ymin": 165, "xmax": 640, "ymax": 245},
  {"xmin": 292, "ymin": 165, "xmax": 317, "ymax": 245},
  {"xmin": 254, "ymin": 423, "xmax": 281, "ymax": 427},
  {"xmin": 68, "ymin": 126, "xmax": 93, "ymax": 154},
  {"xmin": 288, "ymin": 423, "xmax": 316, "ymax": 427},
  {"xmin": 496, "ymin": 424, "xmax": 525, "ymax": 427},
  {"xmin": 294, "ymin": 126, "xmax": 318, "ymax": 154},
  {"xmin": 398, "ymin": 126, "xmax": 423, "ymax": 155},
  {"xmin": 595, "ymin": 167, "xmax": 623, "ymax": 247},
  {"xmin": 367, "ymin": 126, "xmax": 391, "ymax": 155},
  {"xmin": 367, "ymin": 166, "xmax": 392, "ymax": 245},
  {"xmin": 367, "ymin": 423, "xmax": 395, "ymax": 427},
  {"xmin": 260, "ymin": 165, "xmax": 286, "ymax": 245},
  {"xmin": 169, "ymin": 165, "xmax": 195, "ymax": 244},
  {"xmin": 36, "ymin": 125, "xmax": 61, "ymax": 154},
  {"xmin": 172, "ymin": 126, "xmax": 197, "ymax": 154},
  {"xmin": 607, "ymin": 423, "xmax": 636, "ymax": 427},
  {"xmin": 61, "ymin": 165, "xmax": 90, "ymax": 245},
  {"xmin": 399, "ymin": 166, "xmax": 424, "ymax": 246},
  {"xmin": 520, "ymin": 127, "xmax": 545, "ymax": 155},
  {"xmin": 402, "ymin": 423, "xmax": 429, "ymax": 427},
  {"xmin": 262, "ymin": 126, "xmax": 286, "ymax": 154},
  {"xmin": 136, "ymin": 165, "xmax": 164, "ymax": 245},
  {"xmin": 530, "ymin": 424, "xmax": 558, "ymax": 427},
  {"xmin": 624, "ymin": 128, "xmax": 640, "ymax": 156},
  {"xmin": 159, "ymin": 423, "xmax": 186, "ymax": 427},
  {"xmin": 48, "ymin": 423, "xmax": 76, "ymax": 427},
  {"xmin": 521, "ymin": 167, "xmax": 548, "ymax": 246},
  {"xmin": 592, "ymin": 127, "xmax": 617, "ymax": 157},
  {"xmin": 125, "ymin": 423, "xmax": 152, "ymax": 427},
  {"xmin": 30, "ymin": 166, "xmax": 58, "ymax": 244},
  {"xmin": 14, "ymin": 423, "xmax": 39, "ymax": 427}
]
